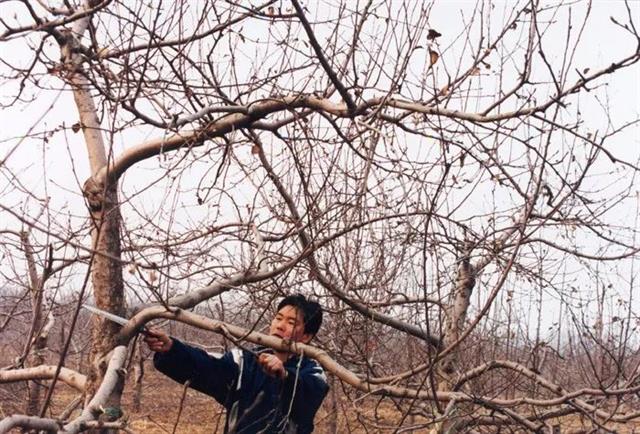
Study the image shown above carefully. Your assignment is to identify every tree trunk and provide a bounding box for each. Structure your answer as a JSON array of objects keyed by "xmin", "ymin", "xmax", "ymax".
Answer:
[
  {"xmin": 25, "ymin": 324, "xmax": 48, "ymax": 418},
  {"xmin": 436, "ymin": 247, "xmax": 475, "ymax": 434},
  {"xmin": 132, "ymin": 344, "xmax": 145, "ymax": 413},
  {"xmin": 59, "ymin": 3, "xmax": 127, "ymax": 426},
  {"xmin": 327, "ymin": 375, "xmax": 338, "ymax": 433},
  {"xmin": 20, "ymin": 232, "xmax": 47, "ymax": 418},
  {"xmin": 83, "ymin": 180, "xmax": 125, "ymax": 423}
]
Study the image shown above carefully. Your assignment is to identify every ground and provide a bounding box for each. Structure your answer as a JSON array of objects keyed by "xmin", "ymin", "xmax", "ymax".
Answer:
[{"xmin": 1, "ymin": 351, "xmax": 639, "ymax": 433}]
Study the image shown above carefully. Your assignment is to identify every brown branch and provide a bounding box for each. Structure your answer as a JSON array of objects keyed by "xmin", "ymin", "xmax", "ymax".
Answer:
[
  {"xmin": 290, "ymin": 0, "xmax": 356, "ymax": 113},
  {"xmin": 92, "ymin": 45, "xmax": 639, "ymax": 185},
  {"xmin": 454, "ymin": 359, "xmax": 640, "ymax": 424},
  {"xmin": 249, "ymin": 131, "xmax": 441, "ymax": 347},
  {"xmin": 0, "ymin": 0, "xmax": 112, "ymax": 40},
  {"xmin": 171, "ymin": 380, "xmax": 191, "ymax": 434},
  {"xmin": 100, "ymin": 1, "xmax": 277, "ymax": 59}
]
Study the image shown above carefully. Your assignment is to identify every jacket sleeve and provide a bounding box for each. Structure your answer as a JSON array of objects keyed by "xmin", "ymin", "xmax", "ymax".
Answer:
[
  {"xmin": 153, "ymin": 338, "xmax": 239, "ymax": 404},
  {"xmin": 281, "ymin": 359, "xmax": 329, "ymax": 427}
]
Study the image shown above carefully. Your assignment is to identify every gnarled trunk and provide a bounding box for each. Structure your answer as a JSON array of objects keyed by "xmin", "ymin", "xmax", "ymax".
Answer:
[
  {"xmin": 83, "ymin": 179, "xmax": 125, "ymax": 420},
  {"xmin": 60, "ymin": 4, "xmax": 127, "ymax": 424}
]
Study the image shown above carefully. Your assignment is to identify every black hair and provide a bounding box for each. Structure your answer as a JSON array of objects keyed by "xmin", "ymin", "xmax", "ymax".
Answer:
[{"xmin": 277, "ymin": 294, "xmax": 323, "ymax": 336}]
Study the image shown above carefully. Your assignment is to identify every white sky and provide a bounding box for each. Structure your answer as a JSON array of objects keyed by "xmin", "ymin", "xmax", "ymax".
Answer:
[{"xmin": 1, "ymin": 0, "xmax": 639, "ymax": 341}]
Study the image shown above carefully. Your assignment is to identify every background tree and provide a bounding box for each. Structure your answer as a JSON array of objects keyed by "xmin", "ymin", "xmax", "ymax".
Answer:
[{"xmin": 1, "ymin": 0, "xmax": 639, "ymax": 432}]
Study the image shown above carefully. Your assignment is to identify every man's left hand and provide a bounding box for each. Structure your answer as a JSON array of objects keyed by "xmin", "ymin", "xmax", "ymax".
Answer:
[{"xmin": 258, "ymin": 353, "xmax": 287, "ymax": 380}]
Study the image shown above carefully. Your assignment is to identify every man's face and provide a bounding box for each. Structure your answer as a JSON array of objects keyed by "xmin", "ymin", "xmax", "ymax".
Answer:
[{"xmin": 269, "ymin": 305, "xmax": 312, "ymax": 344}]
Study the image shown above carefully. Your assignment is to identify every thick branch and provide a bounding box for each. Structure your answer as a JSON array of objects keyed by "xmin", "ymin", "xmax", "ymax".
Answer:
[
  {"xmin": 121, "ymin": 305, "xmax": 453, "ymax": 401},
  {"xmin": 93, "ymin": 47, "xmax": 640, "ymax": 185},
  {"xmin": 119, "ymin": 305, "xmax": 640, "ymax": 425},
  {"xmin": 0, "ymin": 415, "xmax": 60, "ymax": 433},
  {"xmin": 61, "ymin": 346, "xmax": 127, "ymax": 433},
  {"xmin": 0, "ymin": 365, "xmax": 86, "ymax": 391},
  {"xmin": 0, "ymin": 348, "xmax": 125, "ymax": 433}
]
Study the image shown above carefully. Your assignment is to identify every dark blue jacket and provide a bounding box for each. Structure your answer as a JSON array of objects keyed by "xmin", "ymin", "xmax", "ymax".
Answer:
[{"xmin": 154, "ymin": 339, "xmax": 329, "ymax": 433}]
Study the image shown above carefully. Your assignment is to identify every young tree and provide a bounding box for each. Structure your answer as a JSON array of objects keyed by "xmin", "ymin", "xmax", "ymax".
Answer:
[{"xmin": 1, "ymin": 0, "xmax": 639, "ymax": 432}]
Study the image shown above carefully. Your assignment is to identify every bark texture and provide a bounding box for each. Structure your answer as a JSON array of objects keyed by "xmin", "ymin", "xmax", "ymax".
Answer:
[{"xmin": 59, "ymin": 2, "xmax": 126, "ymax": 425}]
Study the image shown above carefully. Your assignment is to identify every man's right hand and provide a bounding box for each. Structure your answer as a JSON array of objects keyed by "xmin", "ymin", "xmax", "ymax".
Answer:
[{"xmin": 143, "ymin": 328, "xmax": 173, "ymax": 353}]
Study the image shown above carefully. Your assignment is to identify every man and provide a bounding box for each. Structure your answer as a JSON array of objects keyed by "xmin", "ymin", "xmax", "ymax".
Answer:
[{"xmin": 144, "ymin": 294, "xmax": 328, "ymax": 433}]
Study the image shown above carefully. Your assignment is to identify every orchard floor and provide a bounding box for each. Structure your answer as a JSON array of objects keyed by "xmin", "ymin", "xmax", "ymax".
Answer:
[{"xmin": 2, "ymin": 363, "xmax": 640, "ymax": 433}]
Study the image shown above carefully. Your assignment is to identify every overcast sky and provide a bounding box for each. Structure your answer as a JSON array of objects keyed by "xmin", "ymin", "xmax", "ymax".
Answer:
[{"xmin": 1, "ymin": 1, "xmax": 638, "ymax": 337}]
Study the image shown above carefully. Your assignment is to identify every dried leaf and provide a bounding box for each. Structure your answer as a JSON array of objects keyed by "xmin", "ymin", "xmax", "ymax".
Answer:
[
  {"xmin": 47, "ymin": 65, "xmax": 62, "ymax": 75},
  {"xmin": 71, "ymin": 122, "xmax": 81, "ymax": 133},
  {"xmin": 439, "ymin": 84, "xmax": 449, "ymax": 96},
  {"xmin": 251, "ymin": 144, "xmax": 260, "ymax": 154},
  {"xmin": 97, "ymin": 47, "xmax": 109, "ymax": 58},
  {"xmin": 267, "ymin": 6, "xmax": 275, "ymax": 15},
  {"xmin": 470, "ymin": 66, "xmax": 481, "ymax": 76},
  {"xmin": 429, "ymin": 49, "xmax": 439, "ymax": 66},
  {"xmin": 427, "ymin": 29, "xmax": 442, "ymax": 40}
]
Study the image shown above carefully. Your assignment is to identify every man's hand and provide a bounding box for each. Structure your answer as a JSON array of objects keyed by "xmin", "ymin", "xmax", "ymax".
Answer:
[
  {"xmin": 258, "ymin": 353, "xmax": 287, "ymax": 380},
  {"xmin": 143, "ymin": 328, "xmax": 173, "ymax": 353}
]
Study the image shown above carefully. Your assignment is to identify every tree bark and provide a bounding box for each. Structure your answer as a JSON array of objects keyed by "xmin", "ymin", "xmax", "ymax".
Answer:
[
  {"xmin": 440, "ymin": 247, "xmax": 475, "ymax": 381},
  {"xmin": 19, "ymin": 232, "xmax": 50, "ymax": 418},
  {"xmin": 131, "ymin": 344, "xmax": 144, "ymax": 413},
  {"xmin": 83, "ymin": 180, "xmax": 125, "ymax": 422},
  {"xmin": 437, "ymin": 246, "xmax": 475, "ymax": 434},
  {"xmin": 58, "ymin": 2, "xmax": 126, "ymax": 428}
]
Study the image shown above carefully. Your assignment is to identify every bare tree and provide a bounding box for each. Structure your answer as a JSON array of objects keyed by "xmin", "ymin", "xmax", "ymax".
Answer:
[{"xmin": 1, "ymin": 0, "xmax": 639, "ymax": 432}]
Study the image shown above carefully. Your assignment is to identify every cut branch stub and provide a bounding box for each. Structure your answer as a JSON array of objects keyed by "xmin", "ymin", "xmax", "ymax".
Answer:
[
  {"xmin": 82, "ymin": 177, "xmax": 106, "ymax": 212},
  {"xmin": 440, "ymin": 247, "xmax": 476, "ymax": 379}
]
